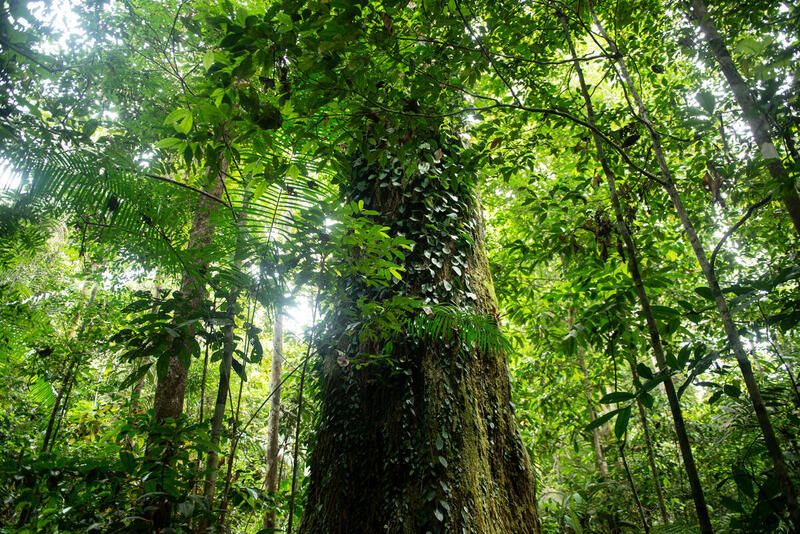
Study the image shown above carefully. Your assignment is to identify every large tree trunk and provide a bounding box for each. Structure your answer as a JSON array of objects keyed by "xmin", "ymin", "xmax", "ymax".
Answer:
[
  {"xmin": 262, "ymin": 304, "xmax": 284, "ymax": 531},
  {"xmin": 299, "ymin": 136, "xmax": 540, "ymax": 534}
]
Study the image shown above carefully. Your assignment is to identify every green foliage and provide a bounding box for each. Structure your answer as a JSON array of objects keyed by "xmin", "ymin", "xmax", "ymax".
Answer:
[{"xmin": 2, "ymin": 0, "xmax": 800, "ymax": 532}]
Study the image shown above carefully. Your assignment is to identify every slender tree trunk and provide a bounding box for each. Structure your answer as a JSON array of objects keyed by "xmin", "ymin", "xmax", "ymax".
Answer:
[
  {"xmin": 578, "ymin": 352, "xmax": 609, "ymax": 478},
  {"xmin": 299, "ymin": 135, "xmax": 540, "ymax": 534},
  {"xmin": 262, "ymin": 305, "xmax": 284, "ymax": 532},
  {"xmin": 687, "ymin": 0, "xmax": 800, "ymax": 237},
  {"xmin": 201, "ymin": 282, "xmax": 239, "ymax": 512},
  {"xmin": 151, "ymin": 157, "xmax": 227, "ymax": 425},
  {"xmin": 201, "ymin": 187, "xmax": 249, "ymax": 531},
  {"xmin": 41, "ymin": 358, "xmax": 76, "ymax": 453},
  {"xmin": 619, "ymin": 441, "xmax": 650, "ymax": 534},
  {"xmin": 41, "ymin": 283, "xmax": 98, "ymax": 452},
  {"xmin": 149, "ymin": 156, "xmax": 227, "ymax": 531},
  {"xmin": 588, "ymin": 4, "xmax": 800, "ymax": 528},
  {"xmin": 561, "ymin": 14, "xmax": 711, "ymax": 532},
  {"xmin": 287, "ymin": 356, "xmax": 309, "ymax": 534},
  {"xmin": 630, "ymin": 360, "xmax": 669, "ymax": 524}
]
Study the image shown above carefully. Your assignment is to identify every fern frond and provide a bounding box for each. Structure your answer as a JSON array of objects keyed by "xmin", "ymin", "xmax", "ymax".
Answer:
[{"xmin": 407, "ymin": 304, "xmax": 512, "ymax": 354}]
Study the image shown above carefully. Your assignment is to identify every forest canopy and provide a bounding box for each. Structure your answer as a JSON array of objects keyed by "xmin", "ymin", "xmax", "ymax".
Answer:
[{"xmin": 1, "ymin": 0, "xmax": 800, "ymax": 532}]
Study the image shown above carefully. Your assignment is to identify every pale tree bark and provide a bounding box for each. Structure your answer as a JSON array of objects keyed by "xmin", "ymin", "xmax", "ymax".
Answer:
[
  {"xmin": 561, "ymin": 14, "xmax": 706, "ymax": 531},
  {"xmin": 687, "ymin": 0, "xmax": 800, "ymax": 237},
  {"xmin": 299, "ymin": 137, "xmax": 540, "ymax": 534},
  {"xmin": 588, "ymin": 3, "xmax": 800, "ymax": 529},
  {"xmin": 578, "ymin": 352, "xmax": 609, "ymax": 478},
  {"xmin": 262, "ymin": 304, "xmax": 284, "ymax": 532}
]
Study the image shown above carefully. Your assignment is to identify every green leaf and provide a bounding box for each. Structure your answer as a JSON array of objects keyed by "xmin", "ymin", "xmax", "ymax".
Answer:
[
  {"xmin": 720, "ymin": 495, "xmax": 744, "ymax": 513},
  {"xmin": 177, "ymin": 500, "xmax": 194, "ymax": 517},
  {"xmin": 636, "ymin": 363, "xmax": 653, "ymax": 380},
  {"xmin": 694, "ymin": 286, "xmax": 714, "ymax": 301},
  {"xmin": 82, "ymin": 119, "xmax": 99, "ymax": 138},
  {"xmin": 732, "ymin": 466, "xmax": 754, "ymax": 497},
  {"xmin": 231, "ymin": 358, "xmax": 246, "ymax": 382},
  {"xmin": 156, "ymin": 137, "xmax": 183, "ymax": 149},
  {"xmin": 203, "ymin": 50, "xmax": 215, "ymax": 71},
  {"xmin": 614, "ymin": 406, "xmax": 631, "ymax": 440},
  {"xmin": 735, "ymin": 37, "xmax": 762, "ymax": 57},
  {"xmin": 697, "ymin": 90, "xmax": 715, "ymax": 114},
  {"xmin": 176, "ymin": 113, "xmax": 193, "ymax": 134},
  {"xmin": 723, "ymin": 384, "xmax": 741, "ymax": 398},
  {"xmin": 163, "ymin": 108, "xmax": 189, "ymax": 125},
  {"xmin": 585, "ymin": 408, "xmax": 620, "ymax": 432},
  {"xmin": 599, "ymin": 391, "xmax": 634, "ymax": 404}
]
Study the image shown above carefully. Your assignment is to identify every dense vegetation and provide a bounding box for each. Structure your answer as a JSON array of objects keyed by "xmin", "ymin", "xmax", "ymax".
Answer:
[{"xmin": 1, "ymin": 0, "xmax": 799, "ymax": 532}]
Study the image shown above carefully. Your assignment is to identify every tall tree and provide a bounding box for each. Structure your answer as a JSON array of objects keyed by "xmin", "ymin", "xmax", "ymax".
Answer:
[
  {"xmin": 588, "ymin": 1, "xmax": 800, "ymax": 528},
  {"xmin": 299, "ymin": 130, "xmax": 541, "ymax": 534},
  {"xmin": 560, "ymin": 13, "xmax": 712, "ymax": 532},
  {"xmin": 686, "ymin": 0, "xmax": 800, "ymax": 237},
  {"xmin": 262, "ymin": 304, "xmax": 284, "ymax": 532}
]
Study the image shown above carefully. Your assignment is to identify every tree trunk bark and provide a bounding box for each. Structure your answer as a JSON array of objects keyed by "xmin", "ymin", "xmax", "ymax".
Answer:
[
  {"xmin": 687, "ymin": 0, "xmax": 800, "ymax": 237},
  {"xmin": 578, "ymin": 352, "xmax": 609, "ymax": 478},
  {"xmin": 152, "ymin": 158, "xmax": 226, "ymax": 424},
  {"xmin": 629, "ymin": 360, "xmax": 669, "ymax": 524},
  {"xmin": 201, "ymin": 281, "xmax": 240, "ymax": 510},
  {"xmin": 149, "ymin": 156, "xmax": 227, "ymax": 531},
  {"xmin": 262, "ymin": 305, "xmax": 284, "ymax": 532},
  {"xmin": 299, "ymin": 136, "xmax": 540, "ymax": 534},
  {"xmin": 562, "ymin": 14, "xmax": 710, "ymax": 531},
  {"xmin": 588, "ymin": 3, "xmax": 800, "ymax": 528},
  {"xmin": 201, "ymin": 183, "xmax": 248, "ymax": 531}
]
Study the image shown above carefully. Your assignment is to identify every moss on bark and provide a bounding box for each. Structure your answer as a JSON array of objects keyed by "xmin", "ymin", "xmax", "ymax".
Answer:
[{"xmin": 299, "ymin": 136, "xmax": 540, "ymax": 534}]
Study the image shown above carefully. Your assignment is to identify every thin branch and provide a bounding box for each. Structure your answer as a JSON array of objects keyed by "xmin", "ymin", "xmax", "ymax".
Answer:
[
  {"xmin": 394, "ymin": 35, "xmax": 609, "ymax": 65},
  {"xmin": 710, "ymin": 194, "xmax": 772, "ymax": 275},
  {"xmin": 454, "ymin": 0, "xmax": 523, "ymax": 108},
  {"xmin": 143, "ymin": 173, "xmax": 231, "ymax": 207}
]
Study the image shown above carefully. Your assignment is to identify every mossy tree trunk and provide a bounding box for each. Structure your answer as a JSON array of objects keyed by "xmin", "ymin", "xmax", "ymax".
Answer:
[{"xmin": 299, "ymin": 135, "xmax": 540, "ymax": 534}]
